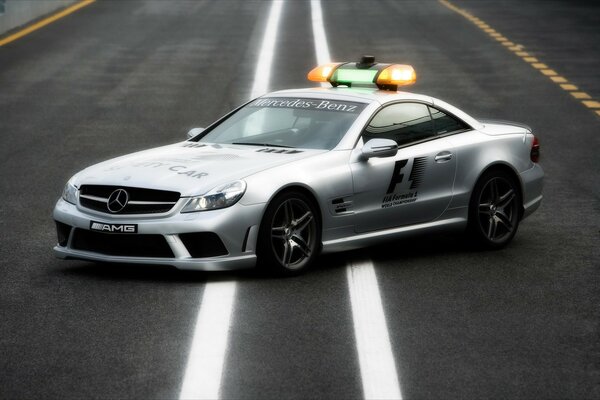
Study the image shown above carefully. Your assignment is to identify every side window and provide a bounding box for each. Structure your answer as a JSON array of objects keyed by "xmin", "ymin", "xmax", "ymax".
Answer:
[
  {"xmin": 363, "ymin": 103, "xmax": 434, "ymax": 146},
  {"xmin": 428, "ymin": 106, "xmax": 469, "ymax": 134}
]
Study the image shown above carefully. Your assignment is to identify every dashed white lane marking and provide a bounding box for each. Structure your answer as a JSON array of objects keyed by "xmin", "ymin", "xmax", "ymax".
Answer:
[
  {"xmin": 180, "ymin": 1, "xmax": 285, "ymax": 399},
  {"xmin": 180, "ymin": 282, "xmax": 236, "ymax": 400},
  {"xmin": 347, "ymin": 260, "xmax": 403, "ymax": 400},
  {"xmin": 310, "ymin": 0, "xmax": 331, "ymax": 87},
  {"xmin": 310, "ymin": 1, "xmax": 403, "ymax": 398},
  {"xmin": 250, "ymin": 0, "xmax": 284, "ymax": 98}
]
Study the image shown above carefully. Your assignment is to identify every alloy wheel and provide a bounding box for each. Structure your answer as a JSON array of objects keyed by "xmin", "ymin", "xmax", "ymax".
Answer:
[
  {"xmin": 270, "ymin": 198, "xmax": 317, "ymax": 270},
  {"xmin": 477, "ymin": 176, "xmax": 518, "ymax": 243}
]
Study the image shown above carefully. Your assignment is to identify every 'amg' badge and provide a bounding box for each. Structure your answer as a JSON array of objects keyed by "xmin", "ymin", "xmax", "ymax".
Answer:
[{"xmin": 90, "ymin": 221, "xmax": 138, "ymax": 233}]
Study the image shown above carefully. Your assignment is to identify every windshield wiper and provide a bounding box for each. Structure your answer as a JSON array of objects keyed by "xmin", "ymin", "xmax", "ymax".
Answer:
[{"xmin": 231, "ymin": 142, "xmax": 294, "ymax": 148}]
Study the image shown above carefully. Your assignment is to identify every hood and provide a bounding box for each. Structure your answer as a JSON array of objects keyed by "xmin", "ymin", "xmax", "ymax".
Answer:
[{"xmin": 73, "ymin": 142, "xmax": 326, "ymax": 196}]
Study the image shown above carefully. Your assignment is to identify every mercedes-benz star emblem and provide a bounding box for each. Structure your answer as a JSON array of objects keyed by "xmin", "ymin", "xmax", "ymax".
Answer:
[{"xmin": 107, "ymin": 189, "xmax": 129, "ymax": 213}]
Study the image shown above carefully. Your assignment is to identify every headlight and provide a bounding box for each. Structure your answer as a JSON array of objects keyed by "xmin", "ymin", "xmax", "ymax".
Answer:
[
  {"xmin": 62, "ymin": 181, "xmax": 78, "ymax": 204},
  {"xmin": 181, "ymin": 180, "xmax": 246, "ymax": 213}
]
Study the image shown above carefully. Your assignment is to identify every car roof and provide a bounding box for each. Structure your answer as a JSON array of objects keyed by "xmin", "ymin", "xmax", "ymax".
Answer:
[
  {"xmin": 265, "ymin": 87, "xmax": 483, "ymax": 130},
  {"xmin": 266, "ymin": 87, "xmax": 433, "ymax": 104}
]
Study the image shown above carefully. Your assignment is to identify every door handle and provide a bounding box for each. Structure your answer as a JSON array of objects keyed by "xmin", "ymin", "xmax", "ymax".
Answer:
[{"xmin": 434, "ymin": 151, "xmax": 453, "ymax": 162}]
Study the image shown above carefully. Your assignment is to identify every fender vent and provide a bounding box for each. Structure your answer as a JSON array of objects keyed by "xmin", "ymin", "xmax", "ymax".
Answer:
[{"xmin": 331, "ymin": 197, "xmax": 353, "ymax": 214}]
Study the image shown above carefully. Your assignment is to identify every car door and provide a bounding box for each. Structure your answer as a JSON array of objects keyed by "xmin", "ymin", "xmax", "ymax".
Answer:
[{"xmin": 350, "ymin": 102, "xmax": 458, "ymax": 233}]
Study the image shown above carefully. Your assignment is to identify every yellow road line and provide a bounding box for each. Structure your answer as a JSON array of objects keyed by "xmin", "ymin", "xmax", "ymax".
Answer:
[
  {"xmin": 582, "ymin": 101, "xmax": 600, "ymax": 109},
  {"xmin": 438, "ymin": 0, "xmax": 600, "ymax": 118},
  {"xmin": 571, "ymin": 92, "xmax": 591, "ymax": 99},
  {"xmin": 540, "ymin": 69, "xmax": 557, "ymax": 76},
  {"xmin": 0, "ymin": 0, "xmax": 95, "ymax": 47},
  {"xmin": 560, "ymin": 84, "xmax": 578, "ymax": 91}
]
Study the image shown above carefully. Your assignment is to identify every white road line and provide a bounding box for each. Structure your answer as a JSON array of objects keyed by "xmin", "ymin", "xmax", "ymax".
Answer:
[
  {"xmin": 310, "ymin": 0, "xmax": 332, "ymax": 88},
  {"xmin": 310, "ymin": 0, "xmax": 331, "ymax": 62},
  {"xmin": 347, "ymin": 260, "xmax": 402, "ymax": 400},
  {"xmin": 180, "ymin": 1, "xmax": 285, "ymax": 399},
  {"xmin": 250, "ymin": 0, "xmax": 284, "ymax": 98},
  {"xmin": 310, "ymin": 1, "xmax": 403, "ymax": 398},
  {"xmin": 180, "ymin": 282, "xmax": 236, "ymax": 400}
]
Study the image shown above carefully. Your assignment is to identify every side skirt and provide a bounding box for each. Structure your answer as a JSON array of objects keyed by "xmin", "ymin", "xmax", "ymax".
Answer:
[{"xmin": 321, "ymin": 217, "xmax": 467, "ymax": 253}]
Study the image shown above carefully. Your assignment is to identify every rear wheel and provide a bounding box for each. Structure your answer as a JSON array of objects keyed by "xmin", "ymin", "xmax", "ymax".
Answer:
[
  {"xmin": 257, "ymin": 191, "xmax": 321, "ymax": 275},
  {"xmin": 468, "ymin": 170, "xmax": 521, "ymax": 249}
]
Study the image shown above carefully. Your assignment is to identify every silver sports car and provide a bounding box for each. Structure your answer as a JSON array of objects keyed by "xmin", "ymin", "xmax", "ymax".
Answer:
[{"xmin": 53, "ymin": 58, "xmax": 543, "ymax": 274}]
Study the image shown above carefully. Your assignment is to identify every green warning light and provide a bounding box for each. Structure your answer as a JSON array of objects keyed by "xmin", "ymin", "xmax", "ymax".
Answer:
[{"xmin": 334, "ymin": 69, "xmax": 378, "ymax": 84}]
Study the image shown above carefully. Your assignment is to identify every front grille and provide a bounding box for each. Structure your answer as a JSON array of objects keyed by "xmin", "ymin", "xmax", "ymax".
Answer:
[
  {"xmin": 71, "ymin": 229, "xmax": 174, "ymax": 258},
  {"xmin": 79, "ymin": 185, "xmax": 180, "ymax": 214},
  {"xmin": 179, "ymin": 232, "xmax": 228, "ymax": 258}
]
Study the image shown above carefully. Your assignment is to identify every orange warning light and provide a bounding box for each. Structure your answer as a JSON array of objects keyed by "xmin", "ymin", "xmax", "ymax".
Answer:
[
  {"xmin": 376, "ymin": 64, "xmax": 416, "ymax": 86},
  {"xmin": 307, "ymin": 63, "xmax": 342, "ymax": 82}
]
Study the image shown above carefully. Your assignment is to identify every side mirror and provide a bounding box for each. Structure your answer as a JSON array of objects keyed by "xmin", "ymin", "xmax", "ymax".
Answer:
[
  {"xmin": 361, "ymin": 138, "xmax": 398, "ymax": 160},
  {"xmin": 187, "ymin": 127, "xmax": 205, "ymax": 140}
]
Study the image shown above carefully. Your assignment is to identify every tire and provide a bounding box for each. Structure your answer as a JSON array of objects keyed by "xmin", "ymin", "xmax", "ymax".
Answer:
[
  {"xmin": 257, "ymin": 191, "xmax": 321, "ymax": 276},
  {"xmin": 467, "ymin": 169, "xmax": 522, "ymax": 249}
]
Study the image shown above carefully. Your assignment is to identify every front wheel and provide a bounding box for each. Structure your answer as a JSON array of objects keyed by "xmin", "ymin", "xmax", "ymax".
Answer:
[
  {"xmin": 257, "ymin": 191, "xmax": 321, "ymax": 275},
  {"xmin": 468, "ymin": 170, "xmax": 521, "ymax": 249}
]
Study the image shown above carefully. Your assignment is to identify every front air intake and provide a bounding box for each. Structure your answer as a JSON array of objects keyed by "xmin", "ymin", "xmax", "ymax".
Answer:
[
  {"xmin": 71, "ymin": 229, "xmax": 174, "ymax": 258},
  {"xmin": 179, "ymin": 232, "xmax": 228, "ymax": 258},
  {"xmin": 55, "ymin": 221, "xmax": 72, "ymax": 247}
]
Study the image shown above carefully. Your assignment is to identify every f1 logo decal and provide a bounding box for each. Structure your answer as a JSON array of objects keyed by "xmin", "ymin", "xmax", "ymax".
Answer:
[
  {"xmin": 386, "ymin": 159, "xmax": 408, "ymax": 194},
  {"xmin": 386, "ymin": 157, "xmax": 427, "ymax": 194}
]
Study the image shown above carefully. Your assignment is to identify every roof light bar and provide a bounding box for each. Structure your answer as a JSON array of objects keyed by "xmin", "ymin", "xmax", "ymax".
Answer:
[
  {"xmin": 307, "ymin": 62, "xmax": 342, "ymax": 82},
  {"xmin": 307, "ymin": 56, "xmax": 416, "ymax": 91},
  {"xmin": 376, "ymin": 64, "xmax": 416, "ymax": 87}
]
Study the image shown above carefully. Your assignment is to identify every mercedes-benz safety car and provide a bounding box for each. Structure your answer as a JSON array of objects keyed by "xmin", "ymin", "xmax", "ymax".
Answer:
[{"xmin": 53, "ymin": 56, "xmax": 543, "ymax": 275}]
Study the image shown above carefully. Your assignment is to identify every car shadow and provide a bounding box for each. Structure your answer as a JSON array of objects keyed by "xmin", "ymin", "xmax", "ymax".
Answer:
[
  {"xmin": 366, "ymin": 232, "xmax": 472, "ymax": 261},
  {"xmin": 57, "ymin": 261, "xmax": 253, "ymax": 283},
  {"xmin": 56, "ymin": 232, "xmax": 473, "ymax": 283}
]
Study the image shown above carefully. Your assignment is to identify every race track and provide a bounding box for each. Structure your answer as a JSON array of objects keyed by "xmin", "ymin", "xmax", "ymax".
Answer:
[{"xmin": 0, "ymin": 1, "xmax": 598, "ymax": 398}]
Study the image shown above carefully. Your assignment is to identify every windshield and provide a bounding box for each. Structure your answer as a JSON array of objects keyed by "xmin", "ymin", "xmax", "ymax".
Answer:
[{"xmin": 198, "ymin": 97, "xmax": 368, "ymax": 150}]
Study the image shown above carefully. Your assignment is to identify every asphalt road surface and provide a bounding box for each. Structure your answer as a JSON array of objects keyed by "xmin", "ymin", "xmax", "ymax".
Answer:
[{"xmin": 1, "ymin": 1, "xmax": 598, "ymax": 399}]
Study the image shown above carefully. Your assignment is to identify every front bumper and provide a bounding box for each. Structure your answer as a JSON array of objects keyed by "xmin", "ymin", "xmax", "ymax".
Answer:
[{"xmin": 52, "ymin": 198, "xmax": 264, "ymax": 271}]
